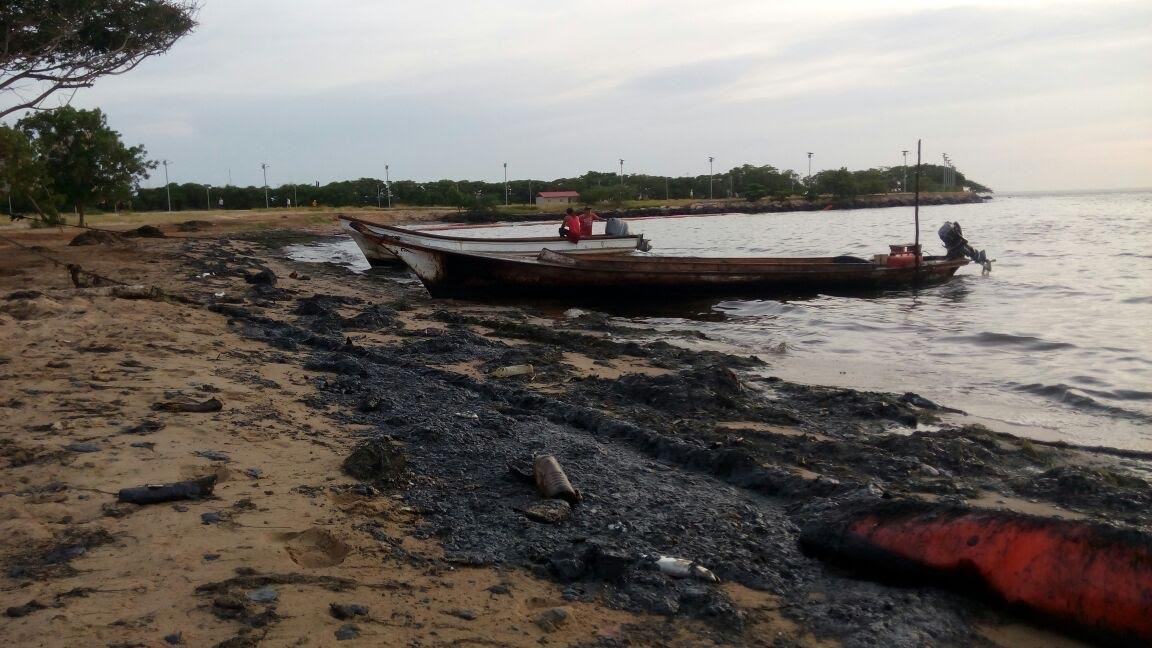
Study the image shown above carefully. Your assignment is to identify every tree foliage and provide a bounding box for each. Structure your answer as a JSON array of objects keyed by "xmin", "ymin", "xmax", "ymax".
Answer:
[
  {"xmin": 1, "ymin": 1, "xmax": 198, "ymax": 119},
  {"xmin": 0, "ymin": 124, "xmax": 60, "ymax": 220},
  {"xmin": 128, "ymin": 163, "xmax": 992, "ymax": 212},
  {"xmin": 18, "ymin": 106, "xmax": 155, "ymax": 225}
]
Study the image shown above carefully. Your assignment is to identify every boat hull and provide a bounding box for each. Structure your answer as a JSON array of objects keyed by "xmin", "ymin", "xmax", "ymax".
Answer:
[
  {"xmin": 339, "ymin": 216, "xmax": 646, "ymax": 266},
  {"xmin": 382, "ymin": 236, "xmax": 968, "ymax": 300}
]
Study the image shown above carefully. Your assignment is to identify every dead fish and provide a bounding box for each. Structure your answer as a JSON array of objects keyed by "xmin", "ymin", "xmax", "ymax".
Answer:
[{"xmin": 652, "ymin": 556, "xmax": 720, "ymax": 583}]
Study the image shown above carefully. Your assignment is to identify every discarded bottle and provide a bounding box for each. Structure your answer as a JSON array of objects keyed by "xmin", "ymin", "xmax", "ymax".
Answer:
[
  {"xmin": 653, "ymin": 556, "xmax": 720, "ymax": 583},
  {"xmin": 490, "ymin": 364, "xmax": 534, "ymax": 379},
  {"xmin": 533, "ymin": 455, "xmax": 581, "ymax": 505}
]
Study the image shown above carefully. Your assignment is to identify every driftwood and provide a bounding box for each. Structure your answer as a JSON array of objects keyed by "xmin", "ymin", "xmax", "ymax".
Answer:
[
  {"xmin": 151, "ymin": 397, "xmax": 223, "ymax": 413},
  {"xmin": 117, "ymin": 475, "xmax": 217, "ymax": 505}
]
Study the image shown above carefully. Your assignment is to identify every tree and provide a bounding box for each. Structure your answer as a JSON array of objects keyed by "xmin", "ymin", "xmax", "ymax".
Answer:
[
  {"xmin": 18, "ymin": 106, "xmax": 155, "ymax": 226},
  {"xmin": 1, "ymin": 1, "xmax": 198, "ymax": 120},
  {"xmin": 816, "ymin": 168, "xmax": 858, "ymax": 200},
  {"xmin": 0, "ymin": 125, "xmax": 49, "ymax": 216}
]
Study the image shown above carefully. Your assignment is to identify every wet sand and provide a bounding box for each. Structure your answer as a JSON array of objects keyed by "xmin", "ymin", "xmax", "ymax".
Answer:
[{"xmin": 0, "ymin": 211, "xmax": 1143, "ymax": 647}]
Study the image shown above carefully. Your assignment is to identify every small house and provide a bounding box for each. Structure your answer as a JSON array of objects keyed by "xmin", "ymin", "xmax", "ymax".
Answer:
[{"xmin": 535, "ymin": 191, "xmax": 580, "ymax": 206}]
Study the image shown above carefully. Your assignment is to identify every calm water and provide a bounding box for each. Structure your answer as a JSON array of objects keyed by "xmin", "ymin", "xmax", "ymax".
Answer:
[{"xmin": 287, "ymin": 191, "xmax": 1152, "ymax": 450}]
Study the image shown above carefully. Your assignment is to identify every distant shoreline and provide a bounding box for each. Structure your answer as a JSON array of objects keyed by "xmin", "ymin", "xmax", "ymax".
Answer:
[{"xmin": 443, "ymin": 191, "xmax": 988, "ymax": 224}]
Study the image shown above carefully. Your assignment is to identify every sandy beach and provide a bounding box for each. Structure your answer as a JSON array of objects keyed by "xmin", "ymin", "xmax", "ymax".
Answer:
[{"xmin": 1, "ymin": 210, "xmax": 1146, "ymax": 647}]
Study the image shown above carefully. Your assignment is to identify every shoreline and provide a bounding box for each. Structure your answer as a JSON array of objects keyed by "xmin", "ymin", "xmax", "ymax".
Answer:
[{"xmin": 0, "ymin": 214, "xmax": 1143, "ymax": 646}]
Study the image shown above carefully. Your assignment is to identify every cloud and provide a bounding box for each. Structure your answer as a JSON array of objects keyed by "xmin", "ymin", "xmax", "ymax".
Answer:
[{"xmin": 50, "ymin": 0, "xmax": 1151, "ymax": 192}]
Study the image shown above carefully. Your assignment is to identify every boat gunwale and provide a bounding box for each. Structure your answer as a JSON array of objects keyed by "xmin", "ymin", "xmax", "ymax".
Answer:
[{"xmin": 341, "ymin": 215, "xmax": 642, "ymax": 245}]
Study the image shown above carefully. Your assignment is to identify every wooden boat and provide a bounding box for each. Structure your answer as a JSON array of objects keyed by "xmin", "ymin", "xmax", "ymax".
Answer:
[
  {"xmin": 373, "ymin": 232, "xmax": 970, "ymax": 299},
  {"xmin": 339, "ymin": 215, "xmax": 649, "ymax": 266}
]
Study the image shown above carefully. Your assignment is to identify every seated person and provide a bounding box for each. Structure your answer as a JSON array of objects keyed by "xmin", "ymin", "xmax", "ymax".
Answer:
[{"xmin": 560, "ymin": 208, "xmax": 583, "ymax": 243}]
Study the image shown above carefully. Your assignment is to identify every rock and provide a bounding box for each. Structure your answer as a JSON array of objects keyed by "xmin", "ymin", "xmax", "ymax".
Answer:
[
  {"xmin": 521, "ymin": 500, "xmax": 572, "ymax": 524},
  {"xmin": 5, "ymin": 600, "xmax": 47, "ymax": 617},
  {"xmin": 163, "ymin": 631, "xmax": 183, "ymax": 644},
  {"xmin": 244, "ymin": 268, "xmax": 277, "ymax": 286},
  {"xmin": 335, "ymin": 624, "xmax": 360, "ymax": 640},
  {"xmin": 444, "ymin": 608, "xmax": 477, "ymax": 620},
  {"xmin": 246, "ymin": 587, "xmax": 278, "ymax": 603},
  {"xmin": 342, "ymin": 438, "xmax": 407, "ymax": 486},
  {"xmin": 534, "ymin": 607, "xmax": 570, "ymax": 632},
  {"xmin": 64, "ymin": 442, "xmax": 102, "ymax": 453},
  {"xmin": 329, "ymin": 603, "xmax": 369, "ymax": 620}
]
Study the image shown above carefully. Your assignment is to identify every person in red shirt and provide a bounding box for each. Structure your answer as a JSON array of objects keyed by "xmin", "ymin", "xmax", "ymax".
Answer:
[
  {"xmin": 560, "ymin": 208, "xmax": 583, "ymax": 243},
  {"xmin": 579, "ymin": 206, "xmax": 603, "ymax": 236}
]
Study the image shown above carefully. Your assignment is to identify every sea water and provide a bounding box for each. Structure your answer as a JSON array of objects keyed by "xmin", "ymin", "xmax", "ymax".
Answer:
[{"xmin": 288, "ymin": 191, "xmax": 1152, "ymax": 450}]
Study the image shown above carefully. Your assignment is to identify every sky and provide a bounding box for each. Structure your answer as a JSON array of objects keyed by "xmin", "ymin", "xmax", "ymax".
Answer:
[{"xmin": 33, "ymin": 0, "xmax": 1152, "ymax": 192}]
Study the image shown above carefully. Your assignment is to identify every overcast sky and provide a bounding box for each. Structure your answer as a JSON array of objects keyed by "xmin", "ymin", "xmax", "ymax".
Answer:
[{"xmin": 53, "ymin": 0, "xmax": 1152, "ymax": 192}]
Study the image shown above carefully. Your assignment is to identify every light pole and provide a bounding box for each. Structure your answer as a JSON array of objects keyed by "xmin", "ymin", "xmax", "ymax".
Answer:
[
  {"xmin": 942, "ymin": 153, "xmax": 950, "ymax": 190},
  {"xmin": 260, "ymin": 163, "xmax": 270, "ymax": 208},
  {"xmin": 806, "ymin": 152, "xmax": 813, "ymax": 187},
  {"xmin": 161, "ymin": 160, "xmax": 172, "ymax": 211},
  {"xmin": 901, "ymin": 150, "xmax": 909, "ymax": 192},
  {"xmin": 385, "ymin": 164, "xmax": 391, "ymax": 207},
  {"xmin": 619, "ymin": 159, "xmax": 624, "ymax": 185},
  {"xmin": 708, "ymin": 156, "xmax": 714, "ymax": 199},
  {"xmin": 665, "ymin": 177, "xmax": 669, "ymax": 200},
  {"xmin": 205, "ymin": 184, "xmax": 211, "ymax": 210},
  {"xmin": 503, "ymin": 162, "xmax": 509, "ymax": 206}
]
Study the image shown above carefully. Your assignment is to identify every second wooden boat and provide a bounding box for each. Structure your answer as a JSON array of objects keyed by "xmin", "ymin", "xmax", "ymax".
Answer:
[{"xmin": 339, "ymin": 215, "xmax": 649, "ymax": 266}]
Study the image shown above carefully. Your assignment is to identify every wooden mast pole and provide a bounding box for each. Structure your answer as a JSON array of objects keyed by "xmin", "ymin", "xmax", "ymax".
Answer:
[{"xmin": 914, "ymin": 139, "xmax": 922, "ymax": 266}]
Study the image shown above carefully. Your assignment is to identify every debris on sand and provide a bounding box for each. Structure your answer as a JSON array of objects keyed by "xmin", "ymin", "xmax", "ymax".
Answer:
[
  {"xmin": 68, "ymin": 229, "xmax": 128, "ymax": 246},
  {"xmin": 117, "ymin": 475, "xmax": 218, "ymax": 505},
  {"xmin": 489, "ymin": 363, "xmax": 534, "ymax": 379},
  {"xmin": 342, "ymin": 437, "xmax": 407, "ymax": 487},
  {"xmin": 121, "ymin": 225, "xmax": 166, "ymax": 238},
  {"xmin": 150, "ymin": 396, "xmax": 223, "ymax": 413},
  {"xmin": 533, "ymin": 455, "xmax": 581, "ymax": 505},
  {"xmin": 176, "ymin": 220, "xmax": 213, "ymax": 232},
  {"xmin": 329, "ymin": 603, "xmax": 369, "ymax": 620},
  {"xmin": 651, "ymin": 556, "xmax": 720, "ymax": 583}
]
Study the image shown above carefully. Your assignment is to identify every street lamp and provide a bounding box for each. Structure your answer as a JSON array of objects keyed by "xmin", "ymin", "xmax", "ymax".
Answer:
[
  {"xmin": 708, "ymin": 156, "xmax": 714, "ymax": 199},
  {"xmin": 503, "ymin": 162, "xmax": 509, "ymax": 206},
  {"xmin": 901, "ymin": 150, "xmax": 909, "ymax": 193},
  {"xmin": 260, "ymin": 162, "xmax": 270, "ymax": 208},
  {"xmin": 385, "ymin": 164, "xmax": 391, "ymax": 208},
  {"xmin": 806, "ymin": 152, "xmax": 813, "ymax": 187},
  {"xmin": 161, "ymin": 159, "xmax": 172, "ymax": 211},
  {"xmin": 619, "ymin": 159, "xmax": 624, "ymax": 185},
  {"xmin": 205, "ymin": 184, "xmax": 211, "ymax": 210}
]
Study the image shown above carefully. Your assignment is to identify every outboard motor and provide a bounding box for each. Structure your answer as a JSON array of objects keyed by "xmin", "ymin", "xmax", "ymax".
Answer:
[{"xmin": 938, "ymin": 221, "xmax": 992, "ymax": 272}]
